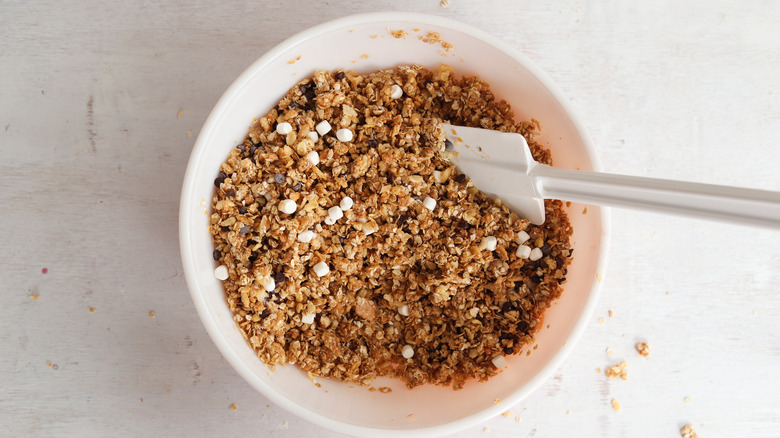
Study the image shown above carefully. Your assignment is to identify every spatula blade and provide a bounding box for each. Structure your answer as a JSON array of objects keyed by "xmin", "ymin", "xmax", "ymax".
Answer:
[{"xmin": 441, "ymin": 124, "xmax": 546, "ymax": 224}]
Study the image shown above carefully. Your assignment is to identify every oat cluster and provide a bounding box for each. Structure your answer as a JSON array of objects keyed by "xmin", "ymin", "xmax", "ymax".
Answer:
[{"xmin": 209, "ymin": 65, "xmax": 573, "ymax": 389}]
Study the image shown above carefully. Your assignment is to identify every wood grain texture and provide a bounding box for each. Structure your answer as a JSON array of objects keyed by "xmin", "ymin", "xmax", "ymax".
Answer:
[{"xmin": 1, "ymin": 1, "xmax": 778, "ymax": 437}]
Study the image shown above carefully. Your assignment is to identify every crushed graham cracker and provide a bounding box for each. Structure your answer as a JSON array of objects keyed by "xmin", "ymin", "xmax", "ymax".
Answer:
[
  {"xmin": 209, "ymin": 65, "xmax": 573, "ymax": 389},
  {"xmin": 611, "ymin": 398, "xmax": 621, "ymax": 412}
]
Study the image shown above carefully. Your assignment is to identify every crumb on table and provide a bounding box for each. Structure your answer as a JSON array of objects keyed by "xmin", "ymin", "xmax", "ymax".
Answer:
[
  {"xmin": 605, "ymin": 361, "xmax": 628, "ymax": 380},
  {"xmin": 636, "ymin": 342, "xmax": 651, "ymax": 357},
  {"xmin": 680, "ymin": 424, "xmax": 698, "ymax": 438}
]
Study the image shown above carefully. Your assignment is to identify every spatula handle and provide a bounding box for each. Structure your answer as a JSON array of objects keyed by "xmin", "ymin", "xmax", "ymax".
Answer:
[{"xmin": 532, "ymin": 164, "xmax": 780, "ymax": 229}]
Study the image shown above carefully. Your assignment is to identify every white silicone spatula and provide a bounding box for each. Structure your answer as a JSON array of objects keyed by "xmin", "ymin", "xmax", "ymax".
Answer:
[{"xmin": 442, "ymin": 124, "xmax": 780, "ymax": 228}]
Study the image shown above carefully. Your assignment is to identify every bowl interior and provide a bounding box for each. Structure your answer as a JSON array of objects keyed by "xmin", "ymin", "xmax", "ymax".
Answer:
[{"xmin": 180, "ymin": 12, "xmax": 605, "ymax": 437}]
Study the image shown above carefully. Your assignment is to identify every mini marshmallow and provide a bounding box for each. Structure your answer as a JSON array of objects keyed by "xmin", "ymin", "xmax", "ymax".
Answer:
[
  {"xmin": 422, "ymin": 196, "xmax": 437, "ymax": 211},
  {"xmin": 278, "ymin": 199, "xmax": 297, "ymax": 214},
  {"xmin": 276, "ymin": 122, "xmax": 293, "ymax": 135},
  {"xmin": 529, "ymin": 247, "xmax": 544, "ymax": 261},
  {"xmin": 336, "ymin": 128, "xmax": 353, "ymax": 142},
  {"xmin": 307, "ymin": 131, "xmax": 319, "ymax": 142},
  {"xmin": 313, "ymin": 261, "xmax": 330, "ymax": 277},
  {"xmin": 339, "ymin": 196, "xmax": 354, "ymax": 211},
  {"xmin": 517, "ymin": 230, "xmax": 530, "ymax": 244},
  {"xmin": 263, "ymin": 277, "xmax": 275, "ymax": 292},
  {"xmin": 301, "ymin": 313, "xmax": 315, "ymax": 325},
  {"xmin": 402, "ymin": 344, "xmax": 414, "ymax": 359},
  {"xmin": 323, "ymin": 216, "xmax": 336, "ymax": 225},
  {"xmin": 433, "ymin": 170, "xmax": 442, "ymax": 183},
  {"xmin": 481, "ymin": 236, "xmax": 497, "ymax": 251},
  {"xmin": 306, "ymin": 150, "xmax": 320, "ymax": 165},
  {"xmin": 491, "ymin": 355, "xmax": 508, "ymax": 369},
  {"xmin": 398, "ymin": 304, "xmax": 410, "ymax": 316},
  {"xmin": 315, "ymin": 120, "xmax": 332, "ymax": 136},
  {"xmin": 390, "ymin": 84, "xmax": 403, "ymax": 99},
  {"xmin": 328, "ymin": 206, "xmax": 344, "ymax": 221},
  {"xmin": 516, "ymin": 245, "xmax": 532, "ymax": 259},
  {"xmin": 297, "ymin": 230, "xmax": 315, "ymax": 243},
  {"xmin": 214, "ymin": 265, "xmax": 229, "ymax": 281}
]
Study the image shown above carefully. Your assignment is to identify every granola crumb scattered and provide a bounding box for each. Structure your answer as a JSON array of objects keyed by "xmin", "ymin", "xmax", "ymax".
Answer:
[
  {"xmin": 378, "ymin": 387, "xmax": 392, "ymax": 393},
  {"xmin": 46, "ymin": 361, "xmax": 52, "ymax": 367},
  {"xmin": 483, "ymin": 427, "xmax": 490, "ymax": 432},
  {"xmin": 501, "ymin": 411, "xmax": 513, "ymax": 417},
  {"xmin": 598, "ymin": 317, "xmax": 605, "ymax": 323},
  {"xmin": 605, "ymin": 361, "xmax": 628, "ymax": 380},
  {"xmin": 515, "ymin": 415, "xmax": 522, "ymax": 422},
  {"xmin": 684, "ymin": 396, "xmax": 691, "ymax": 403},
  {"xmin": 407, "ymin": 414, "xmax": 415, "ymax": 419},
  {"xmin": 608, "ymin": 309, "xmax": 614, "ymax": 318},
  {"xmin": 440, "ymin": 0, "xmax": 450, "ymax": 7},
  {"xmin": 494, "ymin": 399, "xmax": 502, "ymax": 405},
  {"xmin": 595, "ymin": 367, "xmax": 602, "ymax": 373},
  {"xmin": 611, "ymin": 398, "xmax": 621, "ymax": 412},
  {"xmin": 680, "ymin": 424, "xmax": 698, "ymax": 438},
  {"xmin": 187, "ymin": 130, "xmax": 192, "ymax": 138},
  {"xmin": 210, "ymin": 65, "xmax": 573, "ymax": 390},
  {"xmin": 605, "ymin": 347, "xmax": 614, "ymax": 355},
  {"xmin": 29, "ymin": 293, "xmax": 39, "ymax": 300},
  {"xmin": 88, "ymin": 307, "xmax": 95, "ymax": 313},
  {"xmin": 229, "ymin": 403, "xmax": 237, "ymax": 410},
  {"xmin": 149, "ymin": 310, "xmax": 155, "ymax": 319},
  {"xmin": 178, "ymin": 109, "xmax": 183, "ymax": 119},
  {"xmin": 566, "ymin": 410, "xmax": 571, "ymax": 415},
  {"xmin": 390, "ymin": 29, "xmax": 408, "ymax": 38},
  {"xmin": 636, "ymin": 342, "xmax": 651, "ymax": 357}
]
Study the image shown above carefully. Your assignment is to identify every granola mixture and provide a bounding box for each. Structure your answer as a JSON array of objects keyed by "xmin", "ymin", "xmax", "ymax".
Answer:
[{"xmin": 209, "ymin": 65, "xmax": 573, "ymax": 389}]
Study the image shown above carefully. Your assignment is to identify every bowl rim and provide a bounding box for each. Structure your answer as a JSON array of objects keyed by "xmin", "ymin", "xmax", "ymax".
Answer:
[{"xmin": 180, "ymin": 11, "xmax": 610, "ymax": 437}]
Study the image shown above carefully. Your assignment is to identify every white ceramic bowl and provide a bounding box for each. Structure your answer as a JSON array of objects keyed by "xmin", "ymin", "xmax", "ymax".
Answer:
[{"xmin": 180, "ymin": 12, "xmax": 608, "ymax": 437}]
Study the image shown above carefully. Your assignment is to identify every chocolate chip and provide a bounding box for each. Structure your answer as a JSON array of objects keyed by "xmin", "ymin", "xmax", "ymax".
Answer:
[
  {"xmin": 248, "ymin": 253, "xmax": 258, "ymax": 263},
  {"xmin": 214, "ymin": 171, "xmax": 227, "ymax": 188},
  {"xmin": 289, "ymin": 101, "xmax": 301, "ymax": 109},
  {"xmin": 501, "ymin": 302, "xmax": 513, "ymax": 313},
  {"xmin": 237, "ymin": 144, "xmax": 246, "ymax": 152},
  {"xmin": 239, "ymin": 224, "xmax": 249, "ymax": 235},
  {"xmin": 517, "ymin": 320, "xmax": 529, "ymax": 332},
  {"xmin": 274, "ymin": 173, "xmax": 285, "ymax": 184},
  {"xmin": 335, "ymin": 71, "xmax": 345, "ymax": 80},
  {"xmin": 220, "ymin": 226, "xmax": 230, "ymax": 232},
  {"xmin": 424, "ymin": 80, "xmax": 433, "ymax": 87},
  {"xmin": 298, "ymin": 84, "xmax": 308, "ymax": 93},
  {"xmin": 541, "ymin": 245, "xmax": 552, "ymax": 256},
  {"xmin": 444, "ymin": 139, "xmax": 454, "ymax": 151},
  {"xmin": 225, "ymin": 188, "xmax": 235, "ymax": 197},
  {"xmin": 292, "ymin": 182, "xmax": 303, "ymax": 192},
  {"xmin": 386, "ymin": 173, "xmax": 395, "ymax": 184},
  {"xmin": 503, "ymin": 346, "xmax": 514, "ymax": 355},
  {"xmin": 458, "ymin": 220, "xmax": 470, "ymax": 230},
  {"xmin": 273, "ymin": 271, "xmax": 286, "ymax": 285},
  {"xmin": 499, "ymin": 331, "xmax": 514, "ymax": 340},
  {"xmin": 249, "ymin": 145, "xmax": 258, "ymax": 154},
  {"xmin": 238, "ymin": 206, "xmax": 248, "ymax": 214},
  {"xmin": 303, "ymin": 85, "xmax": 316, "ymax": 100},
  {"xmin": 260, "ymin": 309, "xmax": 271, "ymax": 318},
  {"xmin": 368, "ymin": 139, "xmax": 378, "ymax": 148},
  {"xmin": 454, "ymin": 173, "xmax": 467, "ymax": 183},
  {"xmin": 212, "ymin": 250, "xmax": 221, "ymax": 261},
  {"xmin": 397, "ymin": 214, "xmax": 409, "ymax": 226}
]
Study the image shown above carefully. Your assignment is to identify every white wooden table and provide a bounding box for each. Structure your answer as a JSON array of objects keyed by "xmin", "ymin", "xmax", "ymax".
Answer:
[{"xmin": 2, "ymin": 1, "xmax": 779, "ymax": 437}]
